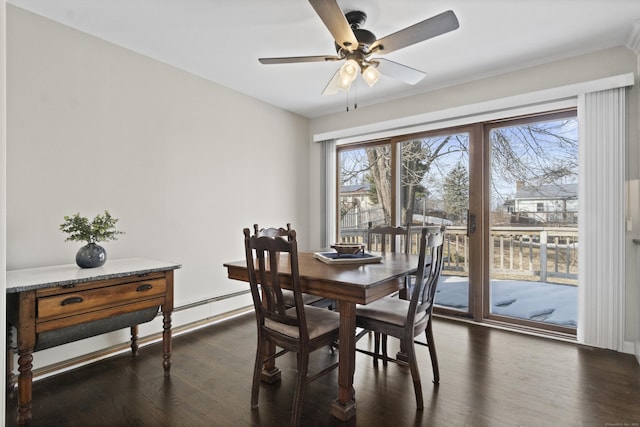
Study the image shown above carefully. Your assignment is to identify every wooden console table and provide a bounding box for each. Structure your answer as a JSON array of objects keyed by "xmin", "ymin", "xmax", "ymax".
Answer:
[{"xmin": 5, "ymin": 258, "xmax": 181, "ymax": 425}]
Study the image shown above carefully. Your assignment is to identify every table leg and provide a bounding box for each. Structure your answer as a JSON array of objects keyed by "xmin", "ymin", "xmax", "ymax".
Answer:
[
  {"xmin": 7, "ymin": 325, "xmax": 15, "ymax": 393},
  {"xmin": 162, "ymin": 271, "xmax": 174, "ymax": 376},
  {"xmin": 330, "ymin": 301, "xmax": 357, "ymax": 421},
  {"xmin": 162, "ymin": 310, "xmax": 172, "ymax": 376},
  {"xmin": 15, "ymin": 291, "xmax": 36, "ymax": 425},
  {"xmin": 130, "ymin": 325, "xmax": 139, "ymax": 356},
  {"xmin": 261, "ymin": 340, "xmax": 281, "ymax": 383},
  {"xmin": 259, "ymin": 285, "xmax": 281, "ymax": 383},
  {"xmin": 16, "ymin": 349, "xmax": 33, "ymax": 425}
]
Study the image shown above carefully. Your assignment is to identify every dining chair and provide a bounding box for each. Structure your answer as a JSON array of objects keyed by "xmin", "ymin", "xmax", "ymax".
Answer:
[
  {"xmin": 365, "ymin": 222, "xmax": 412, "ymax": 360},
  {"xmin": 243, "ymin": 226, "xmax": 340, "ymax": 427},
  {"xmin": 253, "ymin": 224, "xmax": 325, "ymax": 307},
  {"xmin": 355, "ymin": 225, "xmax": 446, "ymax": 409},
  {"xmin": 367, "ymin": 221, "xmax": 412, "ymax": 254}
]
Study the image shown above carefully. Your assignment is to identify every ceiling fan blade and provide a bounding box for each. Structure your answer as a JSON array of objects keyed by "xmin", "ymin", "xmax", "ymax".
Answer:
[
  {"xmin": 375, "ymin": 58, "xmax": 426, "ymax": 85},
  {"xmin": 259, "ymin": 55, "xmax": 340, "ymax": 64},
  {"xmin": 322, "ymin": 69, "xmax": 343, "ymax": 95},
  {"xmin": 309, "ymin": 0, "xmax": 359, "ymax": 52},
  {"xmin": 371, "ymin": 10, "xmax": 459, "ymax": 55}
]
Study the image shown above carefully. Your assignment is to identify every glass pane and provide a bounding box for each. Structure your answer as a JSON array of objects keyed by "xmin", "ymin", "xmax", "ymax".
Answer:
[
  {"xmin": 489, "ymin": 116, "xmax": 578, "ymax": 330},
  {"xmin": 399, "ymin": 134, "xmax": 471, "ymax": 313},
  {"xmin": 337, "ymin": 144, "xmax": 392, "ymax": 245}
]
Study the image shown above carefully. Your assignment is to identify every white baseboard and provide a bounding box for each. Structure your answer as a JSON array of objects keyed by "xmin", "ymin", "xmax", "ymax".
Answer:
[{"xmin": 622, "ymin": 340, "xmax": 636, "ymax": 356}]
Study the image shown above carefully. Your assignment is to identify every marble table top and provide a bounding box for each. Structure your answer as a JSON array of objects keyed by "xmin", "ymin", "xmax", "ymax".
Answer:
[{"xmin": 6, "ymin": 257, "xmax": 181, "ymax": 293}]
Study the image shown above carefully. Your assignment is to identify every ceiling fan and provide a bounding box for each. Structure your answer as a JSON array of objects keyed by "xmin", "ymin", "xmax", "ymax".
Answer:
[{"xmin": 258, "ymin": 0, "xmax": 459, "ymax": 95}]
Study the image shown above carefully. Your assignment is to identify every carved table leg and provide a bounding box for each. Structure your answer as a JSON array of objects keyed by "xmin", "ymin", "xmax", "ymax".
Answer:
[
  {"xmin": 15, "ymin": 290, "xmax": 36, "ymax": 425},
  {"xmin": 259, "ymin": 286, "xmax": 281, "ymax": 383},
  {"xmin": 162, "ymin": 311, "xmax": 172, "ymax": 376},
  {"xmin": 7, "ymin": 325, "xmax": 15, "ymax": 393},
  {"xmin": 17, "ymin": 349, "xmax": 33, "ymax": 425},
  {"xmin": 162, "ymin": 271, "xmax": 174, "ymax": 377},
  {"xmin": 330, "ymin": 301, "xmax": 357, "ymax": 421},
  {"xmin": 130, "ymin": 325, "xmax": 139, "ymax": 356},
  {"xmin": 261, "ymin": 339, "xmax": 281, "ymax": 384}
]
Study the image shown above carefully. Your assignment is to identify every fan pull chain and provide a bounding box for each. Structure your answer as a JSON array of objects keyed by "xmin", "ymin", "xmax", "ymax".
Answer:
[
  {"xmin": 345, "ymin": 82, "xmax": 358, "ymax": 112},
  {"xmin": 354, "ymin": 80, "xmax": 358, "ymax": 110},
  {"xmin": 346, "ymin": 87, "xmax": 350, "ymax": 112}
]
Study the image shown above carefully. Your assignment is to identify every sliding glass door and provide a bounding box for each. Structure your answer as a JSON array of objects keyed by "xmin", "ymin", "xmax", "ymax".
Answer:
[
  {"xmin": 336, "ymin": 109, "xmax": 578, "ymax": 335},
  {"xmin": 397, "ymin": 130, "xmax": 473, "ymax": 316},
  {"xmin": 337, "ymin": 141, "xmax": 392, "ymax": 244},
  {"xmin": 485, "ymin": 112, "xmax": 578, "ymax": 333}
]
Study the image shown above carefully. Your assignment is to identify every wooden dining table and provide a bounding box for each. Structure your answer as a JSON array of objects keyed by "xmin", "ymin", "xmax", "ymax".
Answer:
[{"xmin": 223, "ymin": 251, "xmax": 418, "ymax": 421}]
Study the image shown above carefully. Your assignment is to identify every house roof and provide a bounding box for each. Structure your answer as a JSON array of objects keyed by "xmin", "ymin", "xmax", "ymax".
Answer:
[
  {"xmin": 341, "ymin": 184, "xmax": 370, "ymax": 194},
  {"xmin": 513, "ymin": 183, "xmax": 577, "ymax": 200}
]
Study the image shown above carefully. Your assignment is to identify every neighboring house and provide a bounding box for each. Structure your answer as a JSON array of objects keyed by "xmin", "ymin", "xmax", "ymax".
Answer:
[
  {"xmin": 504, "ymin": 182, "xmax": 577, "ymax": 225},
  {"xmin": 340, "ymin": 184, "xmax": 372, "ymax": 211},
  {"xmin": 341, "ymin": 184, "xmax": 451, "ymax": 227},
  {"xmin": 340, "ymin": 184, "xmax": 381, "ymax": 228}
]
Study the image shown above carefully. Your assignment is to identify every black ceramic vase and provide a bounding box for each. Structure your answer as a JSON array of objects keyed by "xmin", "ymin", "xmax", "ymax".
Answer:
[{"xmin": 76, "ymin": 243, "xmax": 107, "ymax": 268}]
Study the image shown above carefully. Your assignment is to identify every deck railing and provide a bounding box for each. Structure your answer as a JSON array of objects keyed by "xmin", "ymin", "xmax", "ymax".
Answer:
[
  {"xmin": 340, "ymin": 225, "xmax": 578, "ymax": 285},
  {"xmin": 340, "ymin": 207, "xmax": 385, "ymax": 229}
]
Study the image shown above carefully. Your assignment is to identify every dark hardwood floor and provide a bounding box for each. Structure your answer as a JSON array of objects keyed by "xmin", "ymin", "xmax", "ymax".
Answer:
[{"xmin": 6, "ymin": 313, "xmax": 640, "ymax": 426}]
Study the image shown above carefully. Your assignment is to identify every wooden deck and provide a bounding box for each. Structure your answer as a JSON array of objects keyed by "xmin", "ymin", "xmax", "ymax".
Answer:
[{"xmin": 6, "ymin": 313, "xmax": 640, "ymax": 426}]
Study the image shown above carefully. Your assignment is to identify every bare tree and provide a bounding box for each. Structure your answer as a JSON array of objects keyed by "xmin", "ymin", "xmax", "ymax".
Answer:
[
  {"xmin": 365, "ymin": 145, "xmax": 392, "ymax": 223},
  {"xmin": 339, "ymin": 117, "xmax": 577, "ymax": 227}
]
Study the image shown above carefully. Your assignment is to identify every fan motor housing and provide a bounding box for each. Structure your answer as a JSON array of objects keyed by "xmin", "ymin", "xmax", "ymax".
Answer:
[
  {"xmin": 354, "ymin": 28, "xmax": 376, "ymax": 47},
  {"xmin": 335, "ymin": 10, "xmax": 377, "ymax": 54}
]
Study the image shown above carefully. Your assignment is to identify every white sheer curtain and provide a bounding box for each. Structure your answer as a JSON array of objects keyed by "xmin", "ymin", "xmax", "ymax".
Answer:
[
  {"xmin": 320, "ymin": 139, "xmax": 336, "ymax": 248},
  {"xmin": 578, "ymin": 87, "xmax": 627, "ymax": 351}
]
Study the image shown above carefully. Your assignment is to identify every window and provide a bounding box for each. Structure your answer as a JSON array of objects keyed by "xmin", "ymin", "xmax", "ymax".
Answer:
[{"xmin": 337, "ymin": 109, "xmax": 578, "ymax": 336}]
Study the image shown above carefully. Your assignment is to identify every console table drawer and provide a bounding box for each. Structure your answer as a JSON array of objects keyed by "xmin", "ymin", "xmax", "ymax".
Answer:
[{"xmin": 37, "ymin": 278, "xmax": 167, "ymax": 322}]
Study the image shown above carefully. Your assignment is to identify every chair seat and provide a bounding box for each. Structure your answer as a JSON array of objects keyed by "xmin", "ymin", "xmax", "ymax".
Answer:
[
  {"xmin": 355, "ymin": 226, "xmax": 446, "ymax": 410},
  {"xmin": 266, "ymin": 305, "xmax": 340, "ymax": 340},
  {"xmin": 356, "ymin": 296, "xmax": 427, "ymax": 327},
  {"xmin": 282, "ymin": 289, "xmax": 325, "ymax": 306}
]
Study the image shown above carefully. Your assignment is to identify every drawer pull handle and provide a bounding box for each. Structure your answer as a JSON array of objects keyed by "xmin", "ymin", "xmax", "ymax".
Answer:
[
  {"xmin": 61, "ymin": 284, "xmax": 76, "ymax": 289},
  {"xmin": 136, "ymin": 284, "xmax": 153, "ymax": 292},
  {"xmin": 61, "ymin": 296, "xmax": 84, "ymax": 306}
]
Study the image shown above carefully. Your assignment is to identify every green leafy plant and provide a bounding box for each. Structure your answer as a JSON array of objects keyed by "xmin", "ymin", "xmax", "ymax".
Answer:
[{"xmin": 60, "ymin": 210, "xmax": 124, "ymax": 244}]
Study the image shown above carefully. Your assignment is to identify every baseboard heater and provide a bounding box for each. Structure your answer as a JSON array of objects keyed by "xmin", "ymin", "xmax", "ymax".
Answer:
[
  {"xmin": 170, "ymin": 289, "xmax": 251, "ymax": 313},
  {"xmin": 13, "ymin": 290, "xmax": 253, "ymax": 383}
]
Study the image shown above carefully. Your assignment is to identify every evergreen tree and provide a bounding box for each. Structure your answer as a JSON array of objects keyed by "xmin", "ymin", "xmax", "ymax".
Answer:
[{"xmin": 443, "ymin": 161, "xmax": 469, "ymax": 222}]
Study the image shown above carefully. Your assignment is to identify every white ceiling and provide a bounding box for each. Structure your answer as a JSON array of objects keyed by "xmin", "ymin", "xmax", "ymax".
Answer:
[{"xmin": 8, "ymin": 0, "xmax": 640, "ymax": 119}]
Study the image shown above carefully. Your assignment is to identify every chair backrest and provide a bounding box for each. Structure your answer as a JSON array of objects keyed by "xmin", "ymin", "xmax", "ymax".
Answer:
[
  {"xmin": 408, "ymin": 225, "xmax": 446, "ymax": 329},
  {"xmin": 254, "ymin": 223, "xmax": 291, "ymax": 238},
  {"xmin": 243, "ymin": 225, "xmax": 310, "ymax": 341},
  {"xmin": 367, "ymin": 222, "xmax": 412, "ymax": 253}
]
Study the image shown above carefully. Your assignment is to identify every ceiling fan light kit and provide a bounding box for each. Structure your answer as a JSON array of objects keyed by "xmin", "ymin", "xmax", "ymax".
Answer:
[
  {"xmin": 339, "ymin": 59, "xmax": 359, "ymax": 88},
  {"xmin": 362, "ymin": 64, "xmax": 381, "ymax": 87},
  {"xmin": 258, "ymin": 0, "xmax": 459, "ymax": 97}
]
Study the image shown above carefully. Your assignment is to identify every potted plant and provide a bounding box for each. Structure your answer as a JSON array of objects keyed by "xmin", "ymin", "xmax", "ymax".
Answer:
[{"xmin": 60, "ymin": 210, "xmax": 124, "ymax": 268}]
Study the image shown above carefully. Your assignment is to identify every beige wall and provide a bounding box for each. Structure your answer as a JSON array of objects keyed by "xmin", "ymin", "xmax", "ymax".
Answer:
[{"xmin": 7, "ymin": 5, "xmax": 310, "ymax": 368}]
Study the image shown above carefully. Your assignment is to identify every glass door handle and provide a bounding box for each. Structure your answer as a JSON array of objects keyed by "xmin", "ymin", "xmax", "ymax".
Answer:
[{"xmin": 467, "ymin": 210, "xmax": 477, "ymax": 236}]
